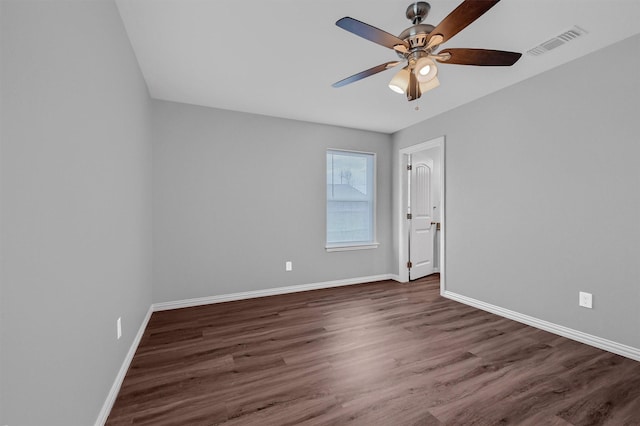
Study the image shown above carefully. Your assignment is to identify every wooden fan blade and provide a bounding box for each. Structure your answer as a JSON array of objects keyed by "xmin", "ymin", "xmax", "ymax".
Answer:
[
  {"xmin": 332, "ymin": 61, "xmax": 401, "ymax": 88},
  {"xmin": 437, "ymin": 48, "xmax": 522, "ymax": 66},
  {"xmin": 428, "ymin": 0, "xmax": 500, "ymax": 44},
  {"xmin": 336, "ymin": 17, "xmax": 409, "ymax": 50}
]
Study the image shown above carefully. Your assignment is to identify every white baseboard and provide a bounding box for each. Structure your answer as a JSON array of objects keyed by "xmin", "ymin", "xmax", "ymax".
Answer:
[
  {"xmin": 442, "ymin": 290, "xmax": 640, "ymax": 362},
  {"xmin": 153, "ymin": 274, "xmax": 396, "ymax": 311},
  {"xmin": 95, "ymin": 305, "xmax": 153, "ymax": 426},
  {"xmin": 388, "ymin": 274, "xmax": 402, "ymax": 282}
]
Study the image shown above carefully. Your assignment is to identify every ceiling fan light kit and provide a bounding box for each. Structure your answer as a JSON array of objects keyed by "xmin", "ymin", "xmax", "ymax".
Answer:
[
  {"xmin": 420, "ymin": 76, "xmax": 440, "ymax": 93},
  {"xmin": 389, "ymin": 67, "xmax": 410, "ymax": 94},
  {"xmin": 415, "ymin": 56, "xmax": 437, "ymax": 83},
  {"xmin": 333, "ymin": 0, "xmax": 522, "ymax": 102}
]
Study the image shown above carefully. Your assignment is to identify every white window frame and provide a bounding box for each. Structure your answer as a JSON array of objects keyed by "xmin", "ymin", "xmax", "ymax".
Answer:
[{"xmin": 326, "ymin": 148, "xmax": 379, "ymax": 252}]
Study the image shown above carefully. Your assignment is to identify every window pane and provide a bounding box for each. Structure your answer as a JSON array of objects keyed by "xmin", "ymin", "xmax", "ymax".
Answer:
[
  {"xmin": 327, "ymin": 150, "xmax": 375, "ymax": 246},
  {"xmin": 327, "ymin": 201, "xmax": 372, "ymax": 243}
]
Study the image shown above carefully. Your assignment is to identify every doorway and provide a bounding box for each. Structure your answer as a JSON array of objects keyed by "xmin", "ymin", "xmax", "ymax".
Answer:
[
  {"xmin": 408, "ymin": 150, "xmax": 436, "ymax": 280},
  {"xmin": 397, "ymin": 136, "xmax": 445, "ymax": 287}
]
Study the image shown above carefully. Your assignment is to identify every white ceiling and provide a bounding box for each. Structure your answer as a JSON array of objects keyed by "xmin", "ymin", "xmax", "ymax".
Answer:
[{"xmin": 116, "ymin": 0, "xmax": 640, "ymax": 133}]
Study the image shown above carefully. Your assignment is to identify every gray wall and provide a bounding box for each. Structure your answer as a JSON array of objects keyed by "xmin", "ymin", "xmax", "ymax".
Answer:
[
  {"xmin": 0, "ymin": 1, "xmax": 152, "ymax": 424},
  {"xmin": 393, "ymin": 34, "xmax": 640, "ymax": 349},
  {"xmin": 152, "ymin": 100, "xmax": 392, "ymax": 303}
]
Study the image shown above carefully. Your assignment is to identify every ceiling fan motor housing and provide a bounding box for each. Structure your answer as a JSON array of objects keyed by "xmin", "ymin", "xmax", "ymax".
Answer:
[
  {"xmin": 398, "ymin": 2, "xmax": 436, "ymax": 60},
  {"xmin": 399, "ymin": 24, "xmax": 436, "ymax": 49},
  {"xmin": 406, "ymin": 1, "xmax": 431, "ymax": 24}
]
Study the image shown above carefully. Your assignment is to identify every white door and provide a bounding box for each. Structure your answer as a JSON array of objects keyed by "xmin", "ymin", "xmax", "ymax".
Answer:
[{"xmin": 408, "ymin": 156, "xmax": 435, "ymax": 280}]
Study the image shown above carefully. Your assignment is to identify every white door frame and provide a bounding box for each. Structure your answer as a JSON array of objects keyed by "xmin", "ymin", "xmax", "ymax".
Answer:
[{"xmin": 397, "ymin": 136, "xmax": 445, "ymax": 292}]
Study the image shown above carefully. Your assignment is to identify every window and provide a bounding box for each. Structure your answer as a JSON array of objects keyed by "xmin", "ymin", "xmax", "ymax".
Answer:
[{"xmin": 326, "ymin": 149, "xmax": 377, "ymax": 251}]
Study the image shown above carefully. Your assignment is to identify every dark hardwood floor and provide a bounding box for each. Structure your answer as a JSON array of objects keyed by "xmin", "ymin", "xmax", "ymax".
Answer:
[{"xmin": 106, "ymin": 275, "xmax": 640, "ymax": 425}]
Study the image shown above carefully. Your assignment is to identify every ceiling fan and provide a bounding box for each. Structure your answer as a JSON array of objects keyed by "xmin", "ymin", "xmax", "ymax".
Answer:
[{"xmin": 332, "ymin": 0, "xmax": 522, "ymax": 101}]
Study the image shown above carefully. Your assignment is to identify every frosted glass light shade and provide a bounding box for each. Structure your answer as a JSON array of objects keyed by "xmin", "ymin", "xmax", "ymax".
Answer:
[
  {"xmin": 415, "ymin": 57, "xmax": 437, "ymax": 83},
  {"xmin": 388, "ymin": 67, "xmax": 410, "ymax": 94},
  {"xmin": 419, "ymin": 76, "xmax": 440, "ymax": 93}
]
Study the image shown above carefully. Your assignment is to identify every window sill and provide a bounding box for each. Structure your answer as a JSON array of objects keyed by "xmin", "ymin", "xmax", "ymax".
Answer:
[{"xmin": 325, "ymin": 242, "xmax": 380, "ymax": 252}]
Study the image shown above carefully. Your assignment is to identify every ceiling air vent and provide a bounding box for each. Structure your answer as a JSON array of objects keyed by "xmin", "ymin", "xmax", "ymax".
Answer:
[{"xmin": 527, "ymin": 26, "xmax": 588, "ymax": 56}]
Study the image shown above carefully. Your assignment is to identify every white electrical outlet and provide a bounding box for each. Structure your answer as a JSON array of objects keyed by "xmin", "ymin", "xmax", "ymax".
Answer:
[
  {"xmin": 579, "ymin": 292, "xmax": 593, "ymax": 309},
  {"xmin": 117, "ymin": 317, "xmax": 122, "ymax": 339},
  {"xmin": 285, "ymin": 261, "xmax": 292, "ymax": 271}
]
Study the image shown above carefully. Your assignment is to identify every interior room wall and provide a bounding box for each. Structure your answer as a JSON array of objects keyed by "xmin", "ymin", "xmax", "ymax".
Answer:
[
  {"xmin": 0, "ymin": 1, "xmax": 152, "ymax": 424},
  {"xmin": 393, "ymin": 34, "xmax": 640, "ymax": 350},
  {"xmin": 152, "ymin": 100, "xmax": 393, "ymax": 303}
]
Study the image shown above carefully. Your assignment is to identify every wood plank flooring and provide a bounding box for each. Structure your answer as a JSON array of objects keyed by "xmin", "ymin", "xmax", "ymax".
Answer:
[{"xmin": 106, "ymin": 275, "xmax": 640, "ymax": 425}]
